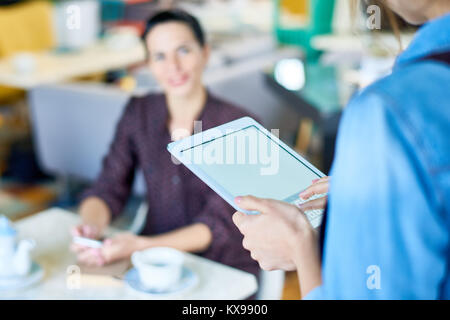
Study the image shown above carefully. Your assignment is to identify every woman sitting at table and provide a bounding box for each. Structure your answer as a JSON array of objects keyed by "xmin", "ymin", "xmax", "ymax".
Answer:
[{"xmin": 70, "ymin": 9, "xmax": 259, "ymax": 277}]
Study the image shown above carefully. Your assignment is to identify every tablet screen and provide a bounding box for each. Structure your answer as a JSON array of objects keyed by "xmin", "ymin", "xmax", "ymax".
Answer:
[{"xmin": 180, "ymin": 125, "xmax": 320, "ymax": 201}]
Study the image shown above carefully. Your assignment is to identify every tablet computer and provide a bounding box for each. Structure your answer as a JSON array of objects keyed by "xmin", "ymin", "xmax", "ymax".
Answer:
[{"xmin": 167, "ymin": 117, "xmax": 326, "ymax": 228}]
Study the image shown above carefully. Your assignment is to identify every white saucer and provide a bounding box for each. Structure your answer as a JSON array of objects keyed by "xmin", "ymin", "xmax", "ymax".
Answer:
[
  {"xmin": 124, "ymin": 265, "xmax": 198, "ymax": 298},
  {"xmin": 0, "ymin": 262, "xmax": 44, "ymax": 291}
]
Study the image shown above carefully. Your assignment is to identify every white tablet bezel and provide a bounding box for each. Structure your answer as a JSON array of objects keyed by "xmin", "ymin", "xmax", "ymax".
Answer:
[{"xmin": 167, "ymin": 117, "xmax": 325, "ymax": 214}]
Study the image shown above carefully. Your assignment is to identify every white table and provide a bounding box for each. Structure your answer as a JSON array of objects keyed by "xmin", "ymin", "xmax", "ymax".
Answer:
[{"xmin": 0, "ymin": 208, "xmax": 257, "ymax": 300}]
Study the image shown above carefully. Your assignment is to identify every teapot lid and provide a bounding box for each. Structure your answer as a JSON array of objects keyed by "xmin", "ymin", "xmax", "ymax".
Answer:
[{"xmin": 0, "ymin": 215, "xmax": 16, "ymax": 236}]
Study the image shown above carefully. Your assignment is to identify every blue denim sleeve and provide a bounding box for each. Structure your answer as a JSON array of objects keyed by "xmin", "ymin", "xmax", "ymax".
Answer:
[
  {"xmin": 311, "ymin": 89, "xmax": 449, "ymax": 299},
  {"xmin": 303, "ymin": 286, "xmax": 326, "ymax": 300}
]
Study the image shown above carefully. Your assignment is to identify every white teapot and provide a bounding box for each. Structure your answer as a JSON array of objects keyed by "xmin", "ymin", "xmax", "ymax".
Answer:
[{"xmin": 0, "ymin": 215, "xmax": 35, "ymax": 277}]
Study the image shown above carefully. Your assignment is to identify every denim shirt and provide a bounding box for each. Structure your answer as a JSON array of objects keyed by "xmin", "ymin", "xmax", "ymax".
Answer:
[{"xmin": 306, "ymin": 13, "xmax": 450, "ymax": 299}]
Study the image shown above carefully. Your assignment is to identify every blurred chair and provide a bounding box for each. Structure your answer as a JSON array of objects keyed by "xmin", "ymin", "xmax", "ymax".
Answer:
[
  {"xmin": 0, "ymin": 0, "xmax": 55, "ymax": 103},
  {"xmin": 28, "ymin": 83, "xmax": 147, "ymax": 233}
]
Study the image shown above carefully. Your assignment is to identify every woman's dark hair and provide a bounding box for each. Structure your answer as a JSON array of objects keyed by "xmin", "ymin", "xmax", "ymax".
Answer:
[{"xmin": 142, "ymin": 9, "xmax": 206, "ymax": 58}]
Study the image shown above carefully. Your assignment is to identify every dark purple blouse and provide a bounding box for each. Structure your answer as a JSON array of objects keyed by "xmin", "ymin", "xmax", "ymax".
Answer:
[{"xmin": 81, "ymin": 91, "xmax": 260, "ymax": 277}]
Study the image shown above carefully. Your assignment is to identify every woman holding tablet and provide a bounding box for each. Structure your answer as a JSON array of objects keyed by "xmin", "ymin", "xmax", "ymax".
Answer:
[
  {"xmin": 70, "ymin": 10, "xmax": 259, "ymax": 278},
  {"xmin": 233, "ymin": 0, "xmax": 450, "ymax": 299}
]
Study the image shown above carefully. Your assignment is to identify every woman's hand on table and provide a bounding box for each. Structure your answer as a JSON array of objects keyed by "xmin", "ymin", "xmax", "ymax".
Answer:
[
  {"xmin": 71, "ymin": 224, "xmax": 102, "ymax": 239},
  {"xmin": 70, "ymin": 223, "xmax": 103, "ymax": 264},
  {"xmin": 298, "ymin": 176, "xmax": 330, "ymax": 211},
  {"xmin": 70, "ymin": 232, "xmax": 146, "ymax": 267},
  {"xmin": 100, "ymin": 233, "xmax": 146, "ymax": 265}
]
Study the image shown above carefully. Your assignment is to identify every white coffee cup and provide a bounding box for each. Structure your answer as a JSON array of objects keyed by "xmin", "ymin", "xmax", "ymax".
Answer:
[{"xmin": 131, "ymin": 247, "xmax": 184, "ymax": 291}]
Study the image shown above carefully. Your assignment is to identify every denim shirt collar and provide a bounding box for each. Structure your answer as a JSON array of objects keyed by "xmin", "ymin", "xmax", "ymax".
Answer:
[{"xmin": 395, "ymin": 13, "xmax": 450, "ymax": 68}]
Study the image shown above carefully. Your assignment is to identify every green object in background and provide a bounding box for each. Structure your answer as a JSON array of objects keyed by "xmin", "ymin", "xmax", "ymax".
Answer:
[
  {"xmin": 100, "ymin": 0, "xmax": 126, "ymax": 22},
  {"xmin": 301, "ymin": 62, "xmax": 341, "ymax": 114},
  {"xmin": 274, "ymin": 0, "xmax": 335, "ymax": 60}
]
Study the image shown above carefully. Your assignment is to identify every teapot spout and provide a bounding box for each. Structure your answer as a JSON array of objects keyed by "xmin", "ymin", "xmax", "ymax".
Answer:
[{"xmin": 14, "ymin": 239, "xmax": 35, "ymax": 276}]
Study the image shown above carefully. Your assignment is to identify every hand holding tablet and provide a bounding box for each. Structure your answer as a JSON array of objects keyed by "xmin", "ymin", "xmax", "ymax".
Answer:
[{"xmin": 167, "ymin": 117, "xmax": 326, "ymax": 228}]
